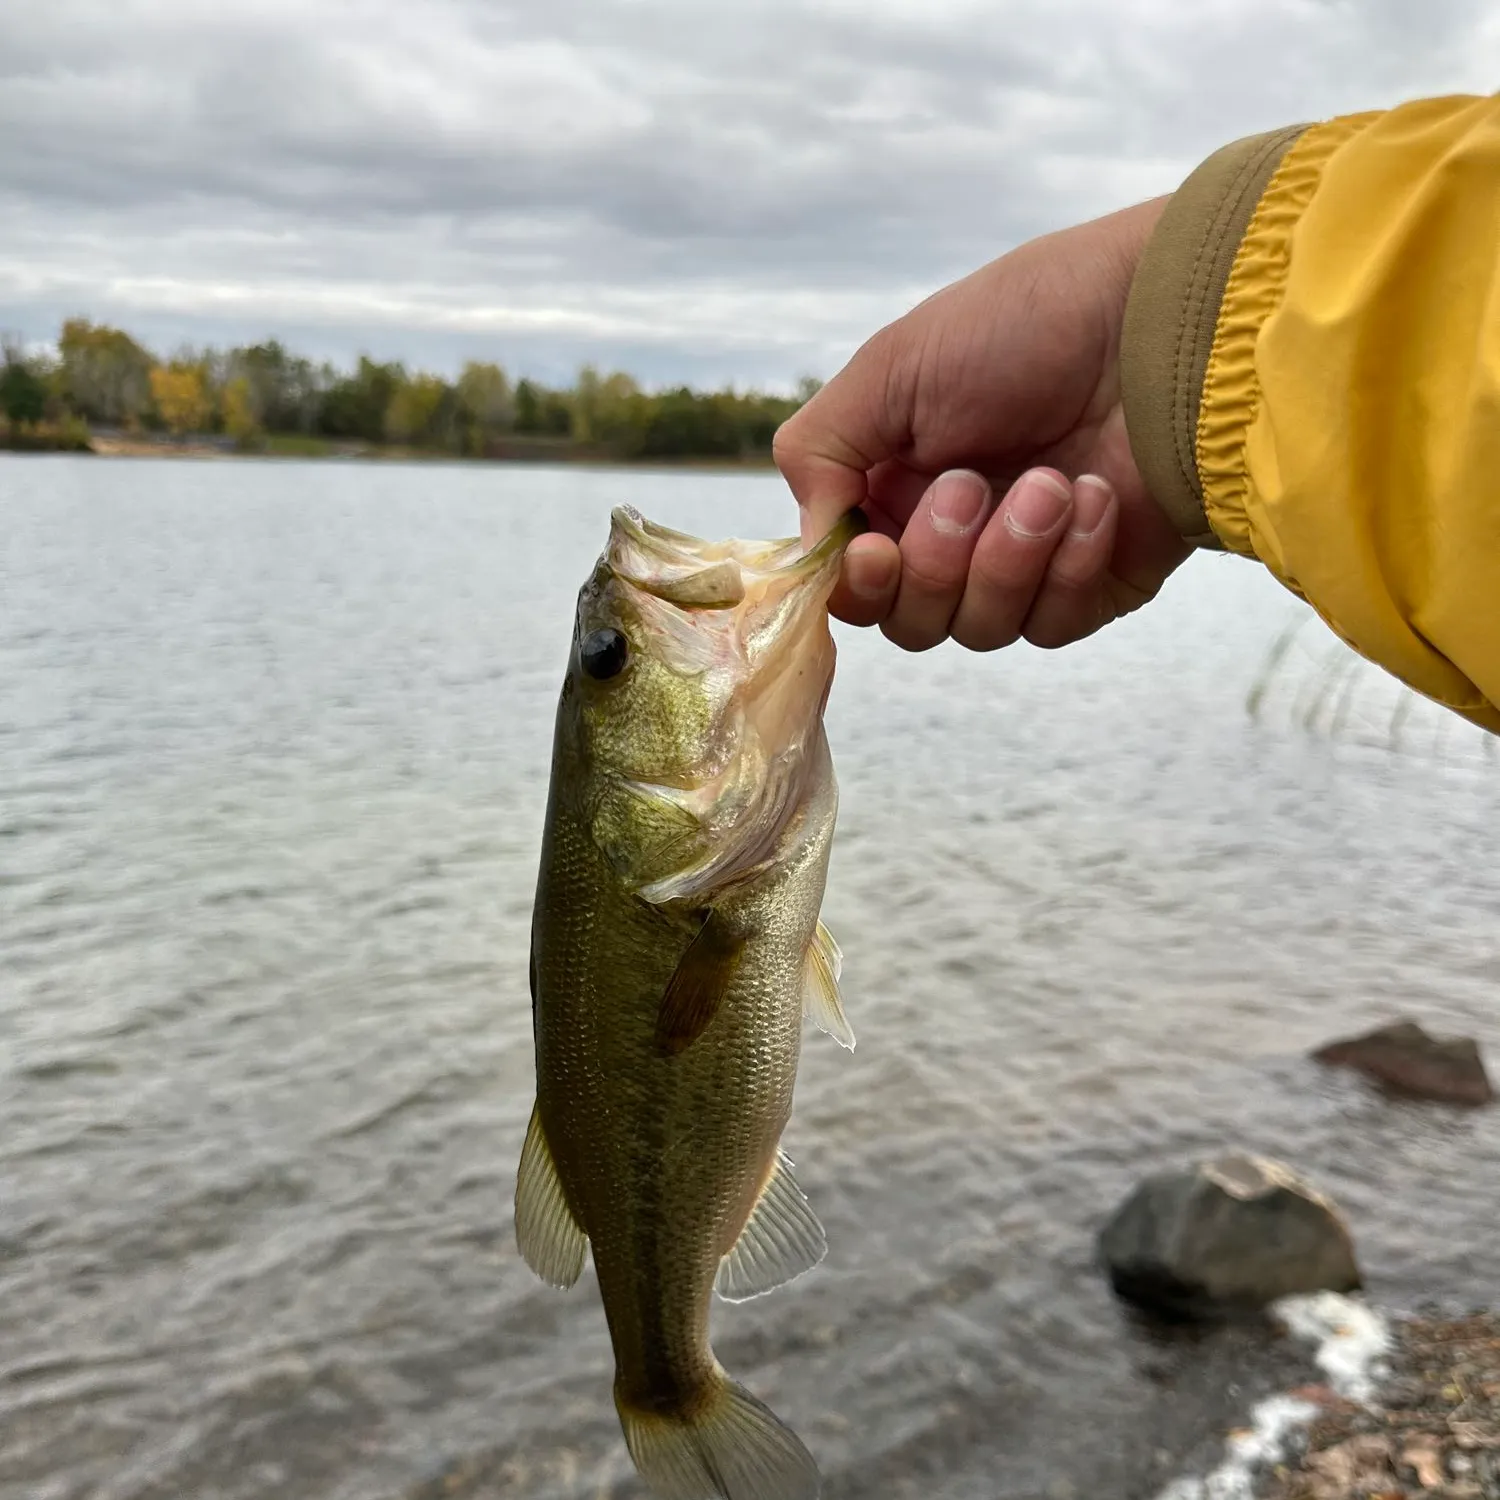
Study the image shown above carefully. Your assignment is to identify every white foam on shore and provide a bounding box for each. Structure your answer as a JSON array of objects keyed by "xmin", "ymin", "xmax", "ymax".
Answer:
[
  {"xmin": 1154, "ymin": 1394, "xmax": 1320, "ymax": 1500},
  {"xmin": 1151, "ymin": 1293, "xmax": 1392, "ymax": 1500},
  {"xmin": 1271, "ymin": 1290, "xmax": 1391, "ymax": 1403}
]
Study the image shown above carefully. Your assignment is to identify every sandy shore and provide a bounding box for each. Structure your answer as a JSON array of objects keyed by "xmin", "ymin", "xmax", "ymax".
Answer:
[{"xmin": 88, "ymin": 435, "xmax": 233, "ymax": 458}]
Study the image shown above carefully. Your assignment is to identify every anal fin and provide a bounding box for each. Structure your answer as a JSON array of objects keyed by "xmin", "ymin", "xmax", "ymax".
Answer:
[
  {"xmin": 802, "ymin": 919, "xmax": 854, "ymax": 1050},
  {"xmin": 715, "ymin": 1149, "xmax": 827, "ymax": 1303},
  {"xmin": 515, "ymin": 1103, "xmax": 588, "ymax": 1289}
]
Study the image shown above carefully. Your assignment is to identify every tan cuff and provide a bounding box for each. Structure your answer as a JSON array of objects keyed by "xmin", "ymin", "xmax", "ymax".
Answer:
[{"xmin": 1119, "ymin": 124, "xmax": 1309, "ymax": 549}]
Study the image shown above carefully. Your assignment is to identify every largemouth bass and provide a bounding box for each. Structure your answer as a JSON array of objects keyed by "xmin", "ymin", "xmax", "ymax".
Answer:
[{"xmin": 515, "ymin": 505, "xmax": 861, "ymax": 1500}]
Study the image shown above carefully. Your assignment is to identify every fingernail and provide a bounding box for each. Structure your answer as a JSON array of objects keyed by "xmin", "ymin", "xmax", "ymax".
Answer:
[
  {"xmin": 928, "ymin": 470, "xmax": 989, "ymax": 536},
  {"xmin": 1071, "ymin": 474, "xmax": 1114, "ymax": 538},
  {"xmin": 1004, "ymin": 469, "xmax": 1071, "ymax": 538}
]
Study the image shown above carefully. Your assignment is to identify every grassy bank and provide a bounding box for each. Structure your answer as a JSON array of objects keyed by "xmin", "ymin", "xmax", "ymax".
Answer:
[{"xmin": 1, "ymin": 418, "xmax": 93, "ymax": 453}]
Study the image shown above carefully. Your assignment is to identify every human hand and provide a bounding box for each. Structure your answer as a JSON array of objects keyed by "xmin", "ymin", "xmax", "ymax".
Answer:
[{"xmin": 773, "ymin": 198, "xmax": 1192, "ymax": 651}]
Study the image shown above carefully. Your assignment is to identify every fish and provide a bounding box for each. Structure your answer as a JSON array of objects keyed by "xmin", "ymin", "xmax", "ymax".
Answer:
[{"xmin": 514, "ymin": 504, "xmax": 862, "ymax": 1500}]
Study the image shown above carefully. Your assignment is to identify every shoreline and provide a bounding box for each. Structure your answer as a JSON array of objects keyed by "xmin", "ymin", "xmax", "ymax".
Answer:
[
  {"xmin": 1157, "ymin": 1298, "xmax": 1500, "ymax": 1499},
  {"xmin": 5, "ymin": 438, "xmax": 786, "ymax": 471},
  {"xmin": 1258, "ymin": 1308, "xmax": 1500, "ymax": 1498},
  {"xmin": 3, "ymin": 432, "xmax": 781, "ymax": 471}
]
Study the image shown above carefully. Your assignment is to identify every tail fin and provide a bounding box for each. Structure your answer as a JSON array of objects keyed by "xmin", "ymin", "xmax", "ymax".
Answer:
[{"xmin": 616, "ymin": 1369, "xmax": 820, "ymax": 1500}]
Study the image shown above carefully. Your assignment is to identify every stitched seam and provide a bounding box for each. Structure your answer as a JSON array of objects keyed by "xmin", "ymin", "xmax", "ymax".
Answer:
[{"xmin": 1169, "ymin": 202, "xmax": 1221, "ymax": 502}]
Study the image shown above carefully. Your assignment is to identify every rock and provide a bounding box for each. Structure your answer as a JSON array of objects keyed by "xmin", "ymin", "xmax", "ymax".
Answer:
[
  {"xmin": 1098, "ymin": 1154, "xmax": 1361, "ymax": 1320},
  {"xmin": 1312, "ymin": 1018, "xmax": 1494, "ymax": 1107}
]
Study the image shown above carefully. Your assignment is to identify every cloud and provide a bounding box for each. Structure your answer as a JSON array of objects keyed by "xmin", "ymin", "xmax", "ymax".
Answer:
[{"xmin": 1, "ymin": 0, "xmax": 1496, "ymax": 385}]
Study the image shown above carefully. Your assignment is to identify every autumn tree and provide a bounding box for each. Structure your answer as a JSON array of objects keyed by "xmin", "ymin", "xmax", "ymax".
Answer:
[
  {"xmin": 221, "ymin": 377, "xmax": 262, "ymax": 447},
  {"xmin": 226, "ymin": 341, "xmax": 321, "ymax": 433},
  {"xmin": 570, "ymin": 365, "xmax": 603, "ymax": 444},
  {"xmin": 569, "ymin": 365, "xmax": 642, "ymax": 445},
  {"xmin": 58, "ymin": 319, "xmax": 154, "ymax": 427},
  {"xmin": 385, "ymin": 372, "xmax": 460, "ymax": 449},
  {"xmin": 455, "ymin": 361, "xmax": 512, "ymax": 454},
  {"xmin": 149, "ymin": 365, "xmax": 213, "ymax": 436},
  {"xmin": 592, "ymin": 371, "xmax": 643, "ymax": 449}
]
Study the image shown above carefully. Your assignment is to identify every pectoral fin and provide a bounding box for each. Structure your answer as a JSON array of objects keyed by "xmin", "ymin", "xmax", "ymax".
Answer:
[
  {"xmin": 514, "ymin": 1103, "xmax": 588, "ymax": 1289},
  {"xmin": 715, "ymin": 1149, "xmax": 828, "ymax": 1302},
  {"xmin": 802, "ymin": 919, "xmax": 854, "ymax": 1050},
  {"xmin": 656, "ymin": 912, "xmax": 744, "ymax": 1056}
]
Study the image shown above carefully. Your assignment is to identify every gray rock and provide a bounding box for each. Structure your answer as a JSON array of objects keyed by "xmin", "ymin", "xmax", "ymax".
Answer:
[
  {"xmin": 1098, "ymin": 1154, "xmax": 1361, "ymax": 1320},
  {"xmin": 1313, "ymin": 1019, "xmax": 1494, "ymax": 1107}
]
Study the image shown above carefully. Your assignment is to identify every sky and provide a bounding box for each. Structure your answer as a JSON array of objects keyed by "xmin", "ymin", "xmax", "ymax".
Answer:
[{"xmin": 2, "ymin": 0, "xmax": 1497, "ymax": 390}]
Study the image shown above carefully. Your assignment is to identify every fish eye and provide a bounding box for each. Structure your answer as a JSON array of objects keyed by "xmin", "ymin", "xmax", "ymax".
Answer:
[{"xmin": 579, "ymin": 627, "xmax": 629, "ymax": 681}]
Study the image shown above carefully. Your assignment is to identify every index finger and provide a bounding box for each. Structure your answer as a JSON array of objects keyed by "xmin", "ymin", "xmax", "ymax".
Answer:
[{"xmin": 772, "ymin": 329, "xmax": 912, "ymax": 545}]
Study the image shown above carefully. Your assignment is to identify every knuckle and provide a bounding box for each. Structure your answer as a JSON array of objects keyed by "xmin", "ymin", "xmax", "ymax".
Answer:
[
  {"xmin": 897, "ymin": 552, "xmax": 966, "ymax": 597},
  {"xmin": 969, "ymin": 540, "xmax": 1048, "ymax": 597},
  {"xmin": 1044, "ymin": 551, "xmax": 1104, "ymax": 594},
  {"xmin": 770, "ymin": 419, "xmax": 803, "ymax": 475}
]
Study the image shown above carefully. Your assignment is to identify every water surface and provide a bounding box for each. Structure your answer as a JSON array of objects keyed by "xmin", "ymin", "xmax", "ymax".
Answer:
[{"xmin": 3, "ymin": 455, "xmax": 1497, "ymax": 1500}]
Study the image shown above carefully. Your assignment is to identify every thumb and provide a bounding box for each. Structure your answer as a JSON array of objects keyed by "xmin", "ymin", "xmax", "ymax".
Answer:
[{"xmin": 773, "ymin": 330, "xmax": 912, "ymax": 545}]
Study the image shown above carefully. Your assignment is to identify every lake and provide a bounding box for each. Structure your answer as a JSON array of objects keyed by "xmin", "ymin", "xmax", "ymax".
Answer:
[{"xmin": 3, "ymin": 455, "xmax": 1498, "ymax": 1500}]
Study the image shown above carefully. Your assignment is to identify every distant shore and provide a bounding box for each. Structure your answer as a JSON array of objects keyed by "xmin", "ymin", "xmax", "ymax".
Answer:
[
  {"xmin": 2, "ymin": 320, "xmax": 813, "ymax": 470},
  {"xmin": 3, "ymin": 429, "xmax": 780, "ymax": 470}
]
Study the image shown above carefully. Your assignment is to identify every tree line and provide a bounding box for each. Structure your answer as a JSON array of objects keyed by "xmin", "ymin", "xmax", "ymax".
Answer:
[{"xmin": 0, "ymin": 320, "xmax": 823, "ymax": 461}]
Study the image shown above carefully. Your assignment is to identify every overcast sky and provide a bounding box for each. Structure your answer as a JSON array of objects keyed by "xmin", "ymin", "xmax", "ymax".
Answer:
[{"xmin": 2, "ymin": 0, "xmax": 1496, "ymax": 388}]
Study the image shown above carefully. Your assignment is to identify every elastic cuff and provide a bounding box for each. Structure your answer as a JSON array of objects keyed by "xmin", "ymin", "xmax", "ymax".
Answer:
[{"xmin": 1119, "ymin": 124, "xmax": 1309, "ymax": 549}]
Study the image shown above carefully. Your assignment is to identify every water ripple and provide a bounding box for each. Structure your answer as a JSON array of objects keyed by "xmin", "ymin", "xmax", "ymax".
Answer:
[{"xmin": 2, "ymin": 455, "xmax": 1498, "ymax": 1500}]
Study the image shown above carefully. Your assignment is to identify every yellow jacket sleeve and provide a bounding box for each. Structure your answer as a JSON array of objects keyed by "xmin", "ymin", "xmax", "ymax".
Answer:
[{"xmin": 1120, "ymin": 95, "xmax": 1500, "ymax": 734}]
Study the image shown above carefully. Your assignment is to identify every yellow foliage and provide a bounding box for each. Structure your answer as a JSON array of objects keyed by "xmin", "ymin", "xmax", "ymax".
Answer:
[
  {"xmin": 150, "ymin": 365, "xmax": 212, "ymax": 437},
  {"xmin": 221, "ymin": 377, "xmax": 261, "ymax": 445},
  {"xmin": 385, "ymin": 374, "xmax": 450, "ymax": 446}
]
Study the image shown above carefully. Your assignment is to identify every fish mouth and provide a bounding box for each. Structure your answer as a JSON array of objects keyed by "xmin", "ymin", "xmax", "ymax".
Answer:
[
  {"xmin": 594, "ymin": 507, "xmax": 862, "ymax": 906},
  {"xmin": 606, "ymin": 506, "xmax": 865, "ymax": 609}
]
